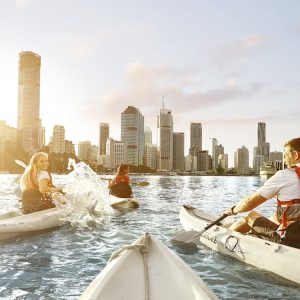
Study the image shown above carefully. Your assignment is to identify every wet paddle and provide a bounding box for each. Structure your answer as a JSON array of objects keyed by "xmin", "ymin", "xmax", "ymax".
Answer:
[
  {"xmin": 15, "ymin": 159, "xmax": 27, "ymax": 169},
  {"xmin": 171, "ymin": 214, "xmax": 228, "ymax": 245},
  {"xmin": 100, "ymin": 177, "xmax": 150, "ymax": 187}
]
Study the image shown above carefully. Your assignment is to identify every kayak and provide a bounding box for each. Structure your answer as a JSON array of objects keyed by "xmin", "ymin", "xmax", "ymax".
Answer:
[
  {"xmin": 0, "ymin": 208, "xmax": 65, "ymax": 241},
  {"xmin": 79, "ymin": 233, "xmax": 217, "ymax": 300},
  {"xmin": 179, "ymin": 205, "xmax": 300, "ymax": 284},
  {"xmin": 110, "ymin": 195, "xmax": 140, "ymax": 209}
]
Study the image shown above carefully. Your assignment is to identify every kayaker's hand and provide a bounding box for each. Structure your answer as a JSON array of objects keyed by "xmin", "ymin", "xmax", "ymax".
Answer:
[{"xmin": 224, "ymin": 206, "xmax": 237, "ymax": 216}]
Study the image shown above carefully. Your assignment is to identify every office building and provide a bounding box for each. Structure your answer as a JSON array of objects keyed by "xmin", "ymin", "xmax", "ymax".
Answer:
[
  {"xmin": 173, "ymin": 132, "xmax": 185, "ymax": 171},
  {"xmin": 158, "ymin": 106, "xmax": 173, "ymax": 171},
  {"xmin": 144, "ymin": 126, "xmax": 152, "ymax": 145},
  {"xmin": 121, "ymin": 106, "xmax": 144, "ymax": 165},
  {"xmin": 234, "ymin": 146, "xmax": 249, "ymax": 175},
  {"xmin": 51, "ymin": 125, "xmax": 65, "ymax": 154},
  {"xmin": 106, "ymin": 138, "xmax": 127, "ymax": 169},
  {"xmin": 17, "ymin": 51, "xmax": 42, "ymax": 153},
  {"xmin": 99, "ymin": 123, "xmax": 109, "ymax": 156},
  {"xmin": 189, "ymin": 122, "xmax": 202, "ymax": 155},
  {"xmin": 144, "ymin": 143, "xmax": 158, "ymax": 170}
]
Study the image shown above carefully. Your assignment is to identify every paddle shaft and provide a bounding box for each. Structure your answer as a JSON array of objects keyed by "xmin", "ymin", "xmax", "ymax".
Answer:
[
  {"xmin": 100, "ymin": 177, "xmax": 149, "ymax": 186},
  {"xmin": 184, "ymin": 214, "xmax": 228, "ymax": 244}
]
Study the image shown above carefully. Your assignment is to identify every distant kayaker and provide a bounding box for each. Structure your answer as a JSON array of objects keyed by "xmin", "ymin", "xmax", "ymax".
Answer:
[
  {"xmin": 20, "ymin": 152, "xmax": 63, "ymax": 214},
  {"xmin": 224, "ymin": 137, "xmax": 300, "ymax": 248},
  {"xmin": 108, "ymin": 164, "xmax": 133, "ymax": 198}
]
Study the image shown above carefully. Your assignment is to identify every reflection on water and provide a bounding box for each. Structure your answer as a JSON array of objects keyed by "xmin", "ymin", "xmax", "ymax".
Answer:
[{"xmin": 0, "ymin": 174, "xmax": 299, "ymax": 299}]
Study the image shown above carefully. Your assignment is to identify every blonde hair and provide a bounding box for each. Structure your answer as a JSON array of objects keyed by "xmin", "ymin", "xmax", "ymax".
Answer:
[{"xmin": 20, "ymin": 152, "xmax": 48, "ymax": 191}]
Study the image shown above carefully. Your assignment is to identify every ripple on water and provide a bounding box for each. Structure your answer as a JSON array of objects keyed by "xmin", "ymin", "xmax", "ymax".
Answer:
[{"xmin": 0, "ymin": 175, "xmax": 300, "ymax": 299}]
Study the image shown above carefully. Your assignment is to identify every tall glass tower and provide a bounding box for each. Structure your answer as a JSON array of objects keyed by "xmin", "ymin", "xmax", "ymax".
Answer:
[
  {"xmin": 99, "ymin": 123, "xmax": 109, "ymax": 155},
  {"xmin": 258, "ymin": 122, "xmax": 266, "ymax": 147},
  {"xmin": 17, "ymin": 51, "xmax": 42, "ymax": 153},
  {"xmin": 158, "ymin": 106, "xmax": 173, "ymax": 171},
  {"xmin": 121, "ymin": 106, "xmax": 144, "ymax": 165}
]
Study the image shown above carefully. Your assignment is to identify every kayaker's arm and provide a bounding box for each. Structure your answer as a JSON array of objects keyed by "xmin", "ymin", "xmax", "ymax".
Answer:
[
  {"xmin": 225, "ymin": 192, "xmax": 268, "ymax": 215},
  {"xmin": 39, "ymin": 179, "xmax": 63, "ymax": 194}
]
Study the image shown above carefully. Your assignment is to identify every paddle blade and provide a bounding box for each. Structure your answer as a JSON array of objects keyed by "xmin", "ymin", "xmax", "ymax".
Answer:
[
  {"xmin": 15, "ymin": 160, "xmax": 27, "ymax": 169},
  {"xmin": 171, "ymin": 229, "xmax": 204, "ymax": 245},
  {"xmin": 133, "ymin": 181, "xmax": 149, "ymax": 187}
]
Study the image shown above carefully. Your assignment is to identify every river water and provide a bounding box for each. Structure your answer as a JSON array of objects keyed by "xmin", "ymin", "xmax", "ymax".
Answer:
[{"xmin": 0, "ymin": 174, "xmax": 299, "ymax": 300}]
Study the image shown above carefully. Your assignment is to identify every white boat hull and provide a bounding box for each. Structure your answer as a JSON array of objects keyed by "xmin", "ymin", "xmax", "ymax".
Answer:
[
  {"xmin": 80, "ymin": 233, "xmax": 217, "ymax": 300},
  {"xmin": 0, "ymin": 208, "xmax": 66, "ymax": 241},
  {"xmin": 180, "ymin": 205, "xmax": 300, "ymax": 284},
  {"xmin": 110, "ymin": 195, "xmax": 140, "ymax": 209}
]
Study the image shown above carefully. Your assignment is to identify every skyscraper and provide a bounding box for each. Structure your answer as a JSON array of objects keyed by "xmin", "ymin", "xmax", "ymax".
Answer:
[
  {"xmin": 121, "ymin": 106, "xmax": 144, "ymax": 165},
  {"xmin": 234, "ymin": 146, "xmax": 249, "ymax": 175},
  {"xmin": 173, "ymin": 132, "xmax": 184, "ymax": 171},
  {"xmin": 158, "ymin": 106, "xmax": 173, "ymax": 171},
  {"xmin": 189, "ymin": 122, "xmax": 202, "ymax": 155},
  {"xmin": 258, "ymin": 122, "xmax": 266, "ymax": 147},
  {"xmin": 99, "ymin": 123, "xmax": 109, "ymax": 156},
  {"xmin": 51, "ymin": 125, "xmax": 65, "ymax": 154},
  {"xmin": 17, "ymin": 51, "xmax": 42, "ymax": 153},
  {"xmin": 144, "ymin": 126, "xmax": 152, "ymax": 145}
]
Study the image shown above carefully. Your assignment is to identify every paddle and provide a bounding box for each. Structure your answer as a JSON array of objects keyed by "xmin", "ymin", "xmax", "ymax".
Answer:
[
  {"xmin": 171, "ymin": 214, "xmax": 228, "ymax": 245},
  {"xmin": 100, "ymin": 177, "xmax": 150, "ymax": 187},
  {"xmin": 15, "ymin": 159, "xmax": 27, "ymax": 169},
  {"xmin": 15, "ymin": 159, "xmax": 66, "ymax": 195}
]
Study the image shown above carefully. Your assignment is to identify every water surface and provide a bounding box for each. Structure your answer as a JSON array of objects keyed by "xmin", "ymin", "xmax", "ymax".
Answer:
[{"xmin": 0, "ymin": 174, "xmax": 299, "ymax": 299}]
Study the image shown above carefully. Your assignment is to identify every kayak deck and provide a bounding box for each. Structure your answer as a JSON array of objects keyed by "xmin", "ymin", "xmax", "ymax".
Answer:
[{"xmin": 80, "ymin": 233, "xmax": 217, "ymax": 300}]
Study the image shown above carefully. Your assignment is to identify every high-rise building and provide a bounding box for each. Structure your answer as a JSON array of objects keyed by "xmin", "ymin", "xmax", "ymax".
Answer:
[
  {"xmin": 173, "ymin": 132, "xmax": 184, "ymax": 171},
  {"xmin": 51, "ymin": 125, "xmax": 65, "ymax": 154},
  {"xmin": 144, "ymin": 143, "xmax": 158, "ymax": 170},
  {"xmin": 106, "ymin": 138, "xmax": 127, "ymax": 169},
  {"xmin": 190, "ymin": 122, "xmax": 202, "ymax": 149},
  {"xmin": 99, "ymin": 123, "xmax": 109, "ymax": 156},
  {"xmin": 258, "ymin": 122, "xmax": 266, "ymax": 147},
  {"xmin": 17, "ymin": 51, "xmax": 42, "ymax": 153},
  {"xmin": 121, "ymin": 106, "xmax": 144, "ymax": 165},
  {"xmin": 144, "ymin": 126, "xmax": 152, "ymax": 145},
  {"xmin": 211, "ymin": 138, "xmax": 218, "ymax": 169},
  {"xmin": 65, "ymin": 140, "xmax": 75, "ymax": 155},
  {"xmin": 158, "ymin": 106, "xmax": 173, "ymax": 171},
  {"xmin": 197, "ymin": 150, "xmax": 210, "ymax": 172},
  {"xmin": 78, "ymin": 141, "xmax": 92, "ymax": 161},
  {"xmin": 234, "ymin": 146, "xmax": 249, "ymax": 175}
]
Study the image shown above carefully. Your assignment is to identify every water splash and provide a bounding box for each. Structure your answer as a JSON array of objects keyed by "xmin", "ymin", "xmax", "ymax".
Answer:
[{"xmin": 53, "ymin": 159, "xmax": 110, "ymax": 228}]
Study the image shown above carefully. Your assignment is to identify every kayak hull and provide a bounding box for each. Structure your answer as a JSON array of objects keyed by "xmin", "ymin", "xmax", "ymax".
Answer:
[
  {"xmin": 180, "ymin": 205, "xmax": 300, "ymax": 284},
  {"xmin": 80, "ymin": 233, "xmax": 217, "ymax": 300},
  {"xmin": 0, "ymin": 208, "xmax": 65, "ymax": 241},
  {"xmin": 110, "ymin": 195, "xmax": 140, "ymax": 209}
]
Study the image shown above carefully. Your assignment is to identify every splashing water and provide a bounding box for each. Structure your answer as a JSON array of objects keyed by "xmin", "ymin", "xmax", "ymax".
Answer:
[{"xmin": 52, "ymin": 159, "xmax": 110, "ymax": 228}]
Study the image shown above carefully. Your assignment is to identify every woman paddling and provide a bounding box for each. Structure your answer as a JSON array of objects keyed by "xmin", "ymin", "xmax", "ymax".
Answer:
[
  {"xmin": 20, "ymin": 152, "xmax": 63, "ymax": 214},
  {"xmin": 108, "ymin": 164, "xmax": 133, "ymax": 198}
]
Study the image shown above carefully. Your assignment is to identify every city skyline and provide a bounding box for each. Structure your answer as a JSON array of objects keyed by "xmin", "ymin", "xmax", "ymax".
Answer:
[{"xmin": 0, "ymin": 1, "xmax": 299, "ymax": 166}]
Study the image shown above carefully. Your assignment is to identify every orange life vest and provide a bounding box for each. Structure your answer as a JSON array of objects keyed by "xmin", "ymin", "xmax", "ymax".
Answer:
[
  {"xmin": 277, "ymin": 166, "xmax": 300, "ymax": 229},
  {"xmin": 115, "ymin": 175, "xmax": 129, "ymax": 185}
]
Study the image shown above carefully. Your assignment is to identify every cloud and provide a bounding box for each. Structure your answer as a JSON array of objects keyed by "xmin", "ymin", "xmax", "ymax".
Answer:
[
  {"xmin": 211, "ymin": 33, "xmax": 270, "ymax": 70},
  {"xmin": 101, "ymin": 62, "xmax": 262, "ymax": 114}
]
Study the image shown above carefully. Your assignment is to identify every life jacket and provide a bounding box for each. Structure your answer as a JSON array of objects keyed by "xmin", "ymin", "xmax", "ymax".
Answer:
[
  {"xmin": 276, "ymin": 166, "xmax": 300, "ymax": 230},
  {"xmin": 29, "ymin": 170, "xmax": 54, "ymax": 191},
  {"xmin": 115, "ymin": 175, "xmax": 129, "ymax": 185}
]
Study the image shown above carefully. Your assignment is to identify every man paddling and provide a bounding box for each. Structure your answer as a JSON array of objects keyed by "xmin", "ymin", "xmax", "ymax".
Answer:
[{"xmin": 224, "ymin": 137, "xmax": 300, "ymax": 248}]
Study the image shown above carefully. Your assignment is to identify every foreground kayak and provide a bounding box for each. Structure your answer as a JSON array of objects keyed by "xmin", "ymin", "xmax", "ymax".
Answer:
[
  {"xmin": 80, "ymin": 233, "xmax": 217, "ymax": 300},
  {"xmin": 110, "ymin": 195, "xmax": 140, "ymax": 209},
  {"xmin": 179, "ymin": 205, "xmax": 300, "ymax": 284},
  {"xmin": 0, "ymin": 208, "xmax": 65, "ymax": 241}
]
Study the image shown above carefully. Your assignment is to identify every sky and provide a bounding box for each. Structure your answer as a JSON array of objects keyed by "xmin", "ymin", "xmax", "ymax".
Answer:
[{"xmin": 0, "ymin": 0, "xmax": 300, "ymax": 167}]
